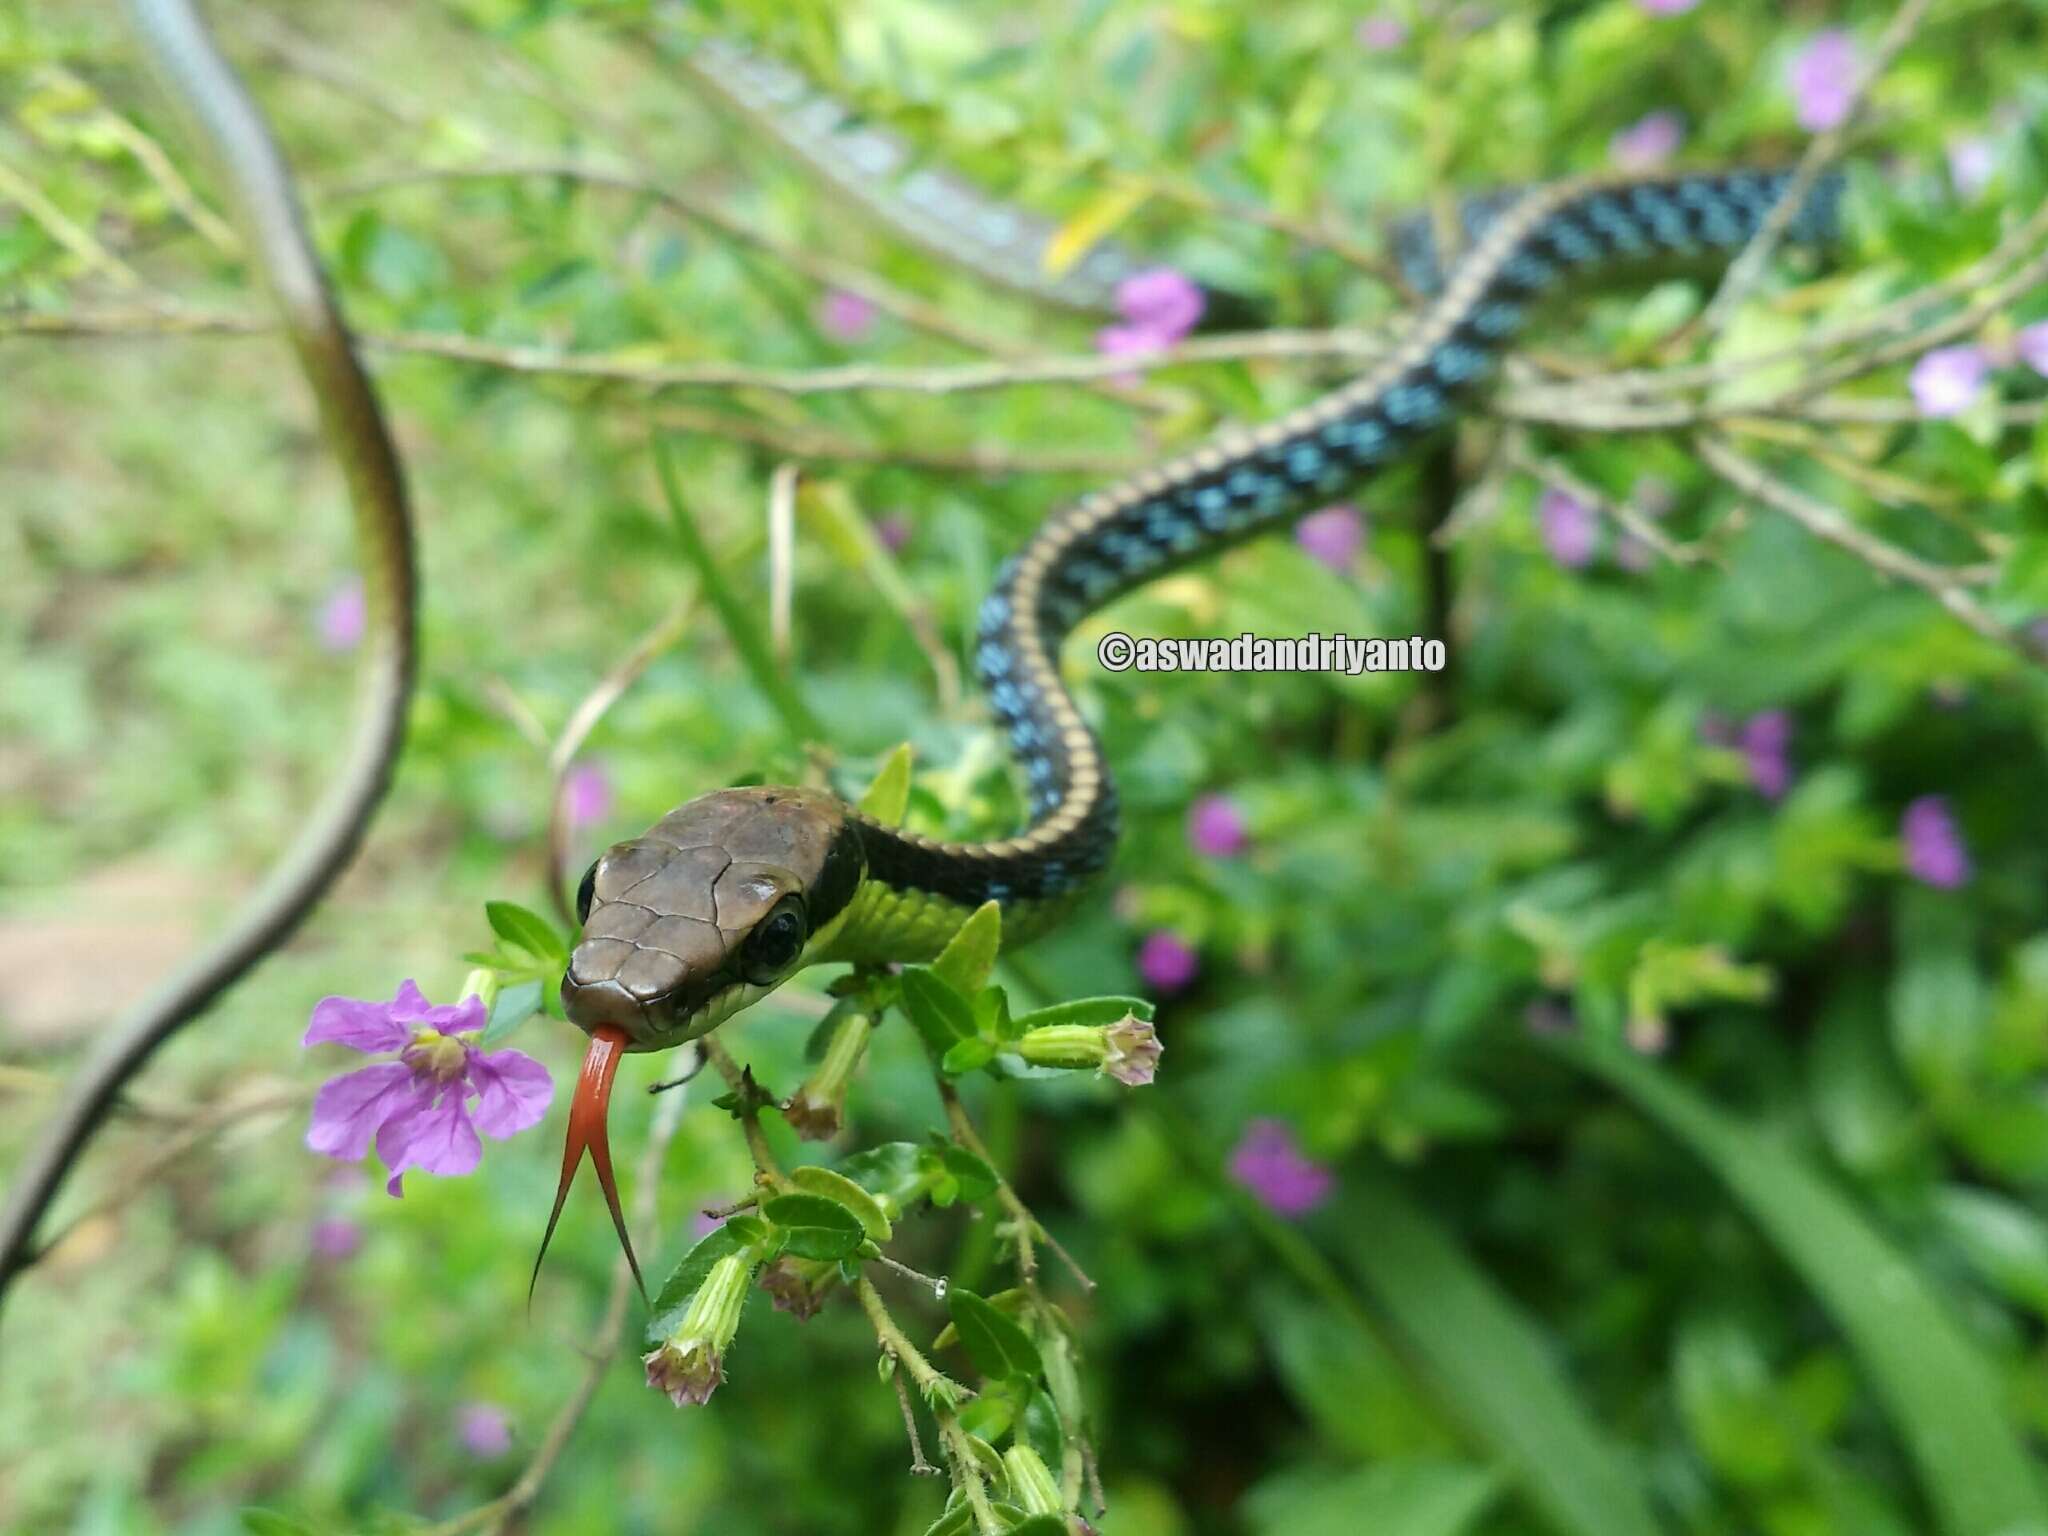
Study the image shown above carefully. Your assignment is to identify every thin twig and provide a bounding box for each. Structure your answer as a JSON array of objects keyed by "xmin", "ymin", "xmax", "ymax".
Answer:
[
  {"xmin": 1695, "ymin": 432, "xmax": 2035, "ymax": 662},
  {"xmin": 766, "ymin": 463, "xmax": 799, "ymax": 664}
]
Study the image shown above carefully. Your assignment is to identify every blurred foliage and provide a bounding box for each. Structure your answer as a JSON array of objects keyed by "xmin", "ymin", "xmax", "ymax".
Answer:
[{"xmin": 6, "ymin": 1, "xmax": 2048, "ymax": 1534}]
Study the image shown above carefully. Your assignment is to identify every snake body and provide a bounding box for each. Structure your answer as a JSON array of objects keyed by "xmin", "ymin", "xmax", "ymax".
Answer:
[
  {"xmin": 546, "ymin": 151, "xmax": 1845, "ymax": 1283},
  {"xmin": 560, "ymin": 165, "xmax": 1845, "ymax": 1057}
]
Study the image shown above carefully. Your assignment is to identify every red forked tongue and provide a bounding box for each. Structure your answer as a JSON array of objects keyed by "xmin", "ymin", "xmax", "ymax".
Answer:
[{"xmin": 530, "ymin": 1023, "xmax": 647, "ymax": 1304}]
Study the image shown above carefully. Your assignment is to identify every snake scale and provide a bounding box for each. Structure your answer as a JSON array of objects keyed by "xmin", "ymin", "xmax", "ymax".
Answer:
[{"xmin": 0, "ymin": 13, "xmax": 1848, "ymax": 1303}]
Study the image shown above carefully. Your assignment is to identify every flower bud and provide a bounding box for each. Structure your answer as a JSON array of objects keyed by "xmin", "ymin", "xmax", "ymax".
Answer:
[
  {"xmin": 1000, "ymin": 1444, "xmax": 1063, "ymax": 1517},
  {"xmin": 642, "ymin": 1251, "xmax": 755, "ymax": 1407},
  {"xmin": 759, "ymin": 1254, "xmax": 838, "ymax": 1321},
  {"xmin": 783, "ymin": 1008, "xmax": 873, "ymax": 1140},
  {"xmin": 1015, "ymin": 1014, "xmax": 1161, "ymax": 1087}
]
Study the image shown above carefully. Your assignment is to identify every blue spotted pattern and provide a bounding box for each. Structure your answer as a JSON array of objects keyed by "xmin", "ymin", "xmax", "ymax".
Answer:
[{"xmin": 944, "ymin": 168, "xmax": 1849, "ymax": 908}]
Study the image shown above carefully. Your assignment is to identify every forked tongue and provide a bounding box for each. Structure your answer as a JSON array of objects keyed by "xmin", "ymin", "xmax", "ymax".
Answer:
[{"xmin": 530, "ymin": 1023, "xmax": 647, "ymax": 1303}]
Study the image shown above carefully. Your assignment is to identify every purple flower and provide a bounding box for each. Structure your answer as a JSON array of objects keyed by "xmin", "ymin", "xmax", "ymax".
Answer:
[
  {"xmin": 302, "ymin": 980, "xmax": 553, "ymax": 1196},
  {"xmin": 1788, "ymin": 31, "xmax": 1859, "ymax": 133},
  {"xmin": 1539, "ymin": 489, "xmax": 1598, "ymax": 569},
  {"xmin": 310, "ymin": 1217, "xmax": 361, "ymax": 1260},
  {"xmin": 1901, "ymin": 796, "xmax": 1971, "ymax": 888},
  {"xmin": 1137, "ymin": 931, "xmax": 1198, "ymax": 994},
  {"xmin": 1296, "ymin": 504, "xmax": 1365, "ymax": 571},
  {"xmin": 1228, "ymin": 1119, "xmax": 1333, "ymax": 1218},
  {"xmin": 1739, "ymin": 710, "xmax": 1793, "ymax": 800},
  {"xmin": 1908, "ymin": 346, "xmax": 1989, "ymax": 418},
  {"xmin": 875, "ymin": 515, "xmax": 911, "ymax": 554},
  {"xmin": 1187, "ymin": 793, "xmax": 1249, "ymax": 857},
  {"xmin": 818, "ymin": 290, "xmax": 876, "ymax": 342},
  {"xmin": 1097, "ymin": 268, "xmax": 1204, "ymax": 357},
  {"xmin": 2015, "ymin": 322, "xmax": 2048, "ymax": 379},
  {"xmin": 316, "ymin": 578, "xmax": 366, "ymax": 653},
  {"xmin": 1355, "ymin": 14, "xmax": 1407, "ymax": 48},
  {"xmin": 1949, "ymin": 136, "xmax": 1997, "ymax": 199},
  {"xmin": 457, "ymin": 1402, "xmax": 513, "ymax": 1459},
  {"xmin": 560, "ymin": 761, "xmax": 612, "ymax": 830},
  {"xmin": 1610, "ymin": 111, "xmax": 1684, "ymax": 171},
  {"xmin": 1638, "ymin": 0, "xmax": 1698, "ymax": 12}
]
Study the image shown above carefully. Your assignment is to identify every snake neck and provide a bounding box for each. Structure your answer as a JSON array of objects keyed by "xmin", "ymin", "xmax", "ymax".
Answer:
[{"xmin": 827, "ymin": 169, "xmax": 1846, "ymax": 945}]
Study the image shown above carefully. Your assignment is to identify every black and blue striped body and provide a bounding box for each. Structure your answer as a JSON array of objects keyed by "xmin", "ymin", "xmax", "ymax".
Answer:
[{"xmin": 901, "ymin": 169, "xmax": 1846, "ymax": 917}]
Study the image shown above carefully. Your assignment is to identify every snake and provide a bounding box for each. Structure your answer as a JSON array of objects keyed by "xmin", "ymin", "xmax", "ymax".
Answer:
[
  {"xmin": 536, "ymin": 44, "xmax": 1849, "ymax": 1290},
  {"xmin": 0, "ymin": 13, "xmax": 1848, "ymax": 1309}
]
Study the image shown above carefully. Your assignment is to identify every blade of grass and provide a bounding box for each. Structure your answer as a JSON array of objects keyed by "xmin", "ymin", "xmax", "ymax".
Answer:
[
  {"xmin": 1552, "ymin": 1034, "xmax": 2048, "ymax": 1536},
  {"xmin": 652, "ymin": 434, "xmax": 821, "ymax": 744},
  {"xmin": 1331, "ymin": 1168, "xmax": 1664, "ymax": 1536}
]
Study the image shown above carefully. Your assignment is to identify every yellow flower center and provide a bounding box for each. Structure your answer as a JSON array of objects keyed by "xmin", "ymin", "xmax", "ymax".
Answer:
[{"xmin": 404, "ymin": 1028, "xmax": 470, "ymax": 1083}]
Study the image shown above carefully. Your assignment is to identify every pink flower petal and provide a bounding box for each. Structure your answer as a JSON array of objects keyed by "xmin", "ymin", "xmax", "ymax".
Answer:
[
  {"xmin": 1296, "ymin": 505, "xmax": 1365, "ymax": 571},
  {"xmin": 1115, "ymin": 268, "xmax": 1205, "ymax": 339},
  {"xmin": 1610, "ymin": 111, "xmax": 1684, "ymax": 170},
  {"xmin": 303, "ymin": 994, "xmax": 413, "ymax": 1053},
  {"xmin": 376, "ymin": 1089, "xmax": 483, "ymax": 1195},
  {"xmin": 1908, "ymin": 346, "xmax": 1988, "ymax": 418},
  {"xmin": 1788, "ymin": 31, "xmax": 1859, "ymax": 133},
  {"xmin": 2015, "ymin": 322, "xmax": 2048, "ymax": 379},
  {"xmin": 466, "ymin": 1048, "xmax": 555, "ymax": 1139},
  {"xmin": 306, "ymin": 1062, "xmax": 429, "ymax": 1161},
  {"xmin": 388, "ymin": 979, "xmax": 487, "ymax": 1037}
]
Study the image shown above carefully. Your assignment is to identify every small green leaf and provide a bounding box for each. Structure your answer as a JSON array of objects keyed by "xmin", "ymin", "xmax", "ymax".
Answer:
[
  {"xmin": 859, "ymin": 742, "xmax": 914, "ymax": 825},
  {"xmin": 920, "ymin": 1500, "xmax": 973, "ymax": 1536},
  {"xmin": 942, "ymin": 1037, "xmax": 998, "ymax": 1076},
  {"xmin": 901, "ymin": 967, "xmax": 976, "ymax": 1049},
  {"xmin": 1000, "ymin": 1519, "xmax": 1068, "ymax": 1536},
  {"xmin": 839, "ymin": 1142, "xmax": 929, "ymax": 1215},
  {"xmin": 1009, "ymin": 996, "xmax": 1154, "ymax": 1031},
  {"xmin": 761, "ymin": 1192, "xmax": 866, "ymax": 1261},
  {"xmin": 789, "ymin": 1165, "xmax": 893, "ymax": 1244},
  {"xmin": 480, "ymin": 979, "xmax": 542, "ymax": 1044},
  {"xmin": 933, "ymin": 900, "xmax": 1003, "ymax": 995},
  {"xmin": 938, "ymin": 1145, "xmax": 999, "ymax": 1204},
  {"xmin": 486, "ymin": 900, "xmax": 568, "ymax": 965},
  {"xmin": 947, "ymin": 1287, "xmax": 1042, "ymax": 1381},
  {"xmin": 646, "ymin": 1224, "xmax": 752, "ymax": 1343}
]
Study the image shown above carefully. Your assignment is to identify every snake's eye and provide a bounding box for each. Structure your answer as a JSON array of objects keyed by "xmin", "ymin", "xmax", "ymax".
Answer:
[
  {"xmin": 575, "ymin": 860, "xmax": 599, "ymax": 926},
  {"xmin": 741, "ymin": 897, "xmax": 807, "ymax": 985}
]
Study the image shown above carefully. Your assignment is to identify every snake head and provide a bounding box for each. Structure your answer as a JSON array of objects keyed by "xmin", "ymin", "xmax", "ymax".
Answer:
[
  {"xmin": 560, "ymin": 786, "xmax": 865, "ymax": 1051},
  {"xmin": 532, "ymin": 788, "xmax": 864, "ymax": 1299}
]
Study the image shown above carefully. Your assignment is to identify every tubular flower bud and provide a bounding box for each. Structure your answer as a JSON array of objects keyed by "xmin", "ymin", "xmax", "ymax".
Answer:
[
  {"xmin": 643, "ymin": 1251, "xmax": 755, "ymax": 1407},
  {"xmin": 1016, "ymin": 1015, "xmax": 1162, "ymax": 1087},
  {"xmin": 1001, "ymin": 1444, "xmax": 1064, "ymax": 1516},
  {"xmin": 783, "ymin": 1009, "xmax": 873, "ymax": 1140}
]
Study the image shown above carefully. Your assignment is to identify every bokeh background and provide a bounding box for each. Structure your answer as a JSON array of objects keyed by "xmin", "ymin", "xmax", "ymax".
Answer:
[{"xmin": 7, "ymin": 2, "xmax": 2048, "ymax": 1533}]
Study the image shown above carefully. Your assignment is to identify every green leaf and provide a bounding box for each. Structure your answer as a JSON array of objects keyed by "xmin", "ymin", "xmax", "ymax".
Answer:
[
  {"xmin": 1009, "ymin": 996, "xmax": 1154, "ymax": 1031},
  {"xmin": 936, "ymin": 1144, "xmax": 999, "ymax": 1204},
  {"xmin": 920, "ymin": 1500, "xmax": 973, "ymax": 1536},
  {"xmin": 839, "ymin": 1142, "xmax": 929, "ymax": 1215},
  {"xmin": 941, "ymin": 1037, "xmax": 998, "ymax": 1076},
  {"xmin": 646, "ymin": 1223, "xmax": 753, "ymax": 1344},
  {"xmin": 480, "ymin": 979, "xmax": 541, "ymax": 1044},
  {"xmin": 1333, "ymin": 1169, "xmax": 1663, "ymax": 1536},
  {"xmin": 1933, "ymin": 1185, "xmax": 2048, "ymax": 1320},
  {"xmin": 900, "ymin": 967, "xmax": 976, "ymax": 1050},
  {"xmin": 947, "ymin": 1287, "xmax": 1042, "ymax": 1381},
  {"xmin": 761, "ymin": 1192, "xmax": 866, "ymax": 1261},
  {"xmin": 859, "ymin": 742, "xmax": 914, "ymax": 825},
  {"xmin": 238, "ymin": 1513, "xmax": 316, "ymax": 1536},
  {"xmin": 1242, "ymin": 1461, "xmax": 1501, "ymax": 1536},
  {"xmin": 1555, "ymin": 1035, "xmax": 2048, "ymax": 1536},
  {"xmin": 999, "ymin": 1519, "xmax": 1067, "ymax": 1536},
  {"xmin": 485, "ymin": 901, "xmax": 567, "ymax": 966},
  {"xmin": 933, "ymin": 900, "xmax": 1003, "ymax": 995},
  {"xmin": 789, "ymin": 1165, "xmax": 893, "ymax": 1244}
]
